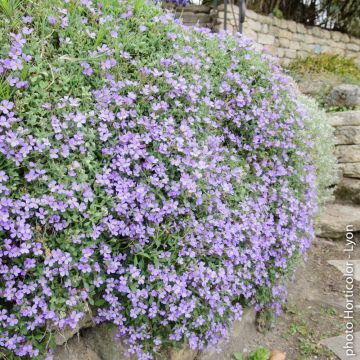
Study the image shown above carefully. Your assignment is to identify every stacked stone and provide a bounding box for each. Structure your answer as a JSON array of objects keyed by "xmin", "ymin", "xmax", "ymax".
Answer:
[
  {"xmin": 317, "ymin": 110, "xmax": 360, "ymax": 240},
  {"xmin": 173, "ymin": 5, "xmax": 216, "ymax": 30},
  {"xmin": 215, "ymin": 4, "xmax": 360, "ymax": 64},
  {"xmin": 332, "ymin": 111, "xmax": 360, "ymax": 204},
  {"xmin": 214, "ymin": 3, "xmax": 243, "ymax": 34}
]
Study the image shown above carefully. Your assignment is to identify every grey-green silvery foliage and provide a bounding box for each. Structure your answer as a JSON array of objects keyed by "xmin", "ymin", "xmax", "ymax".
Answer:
[{"xmin": 299, "ymin": 94, "xmax": 338, "ymax": 208}]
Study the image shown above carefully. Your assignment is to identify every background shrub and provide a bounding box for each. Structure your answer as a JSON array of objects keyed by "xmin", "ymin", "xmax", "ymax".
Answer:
[
  {"xmin": 287, "ymin": 53, "xmax": 360, "ymax": 83},
  {"xmin": 287, "ymin": 53, "xmax": 360, "ymax": 110},
  {"xmin": 0, "ymin": 0, "xmax": 335, "ymax": 359}
]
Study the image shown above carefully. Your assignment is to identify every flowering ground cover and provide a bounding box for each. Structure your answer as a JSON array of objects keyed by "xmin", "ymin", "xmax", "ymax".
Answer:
[{"xmin": 0, "ymin": 0, "xmax": 335, "ymax": 359}]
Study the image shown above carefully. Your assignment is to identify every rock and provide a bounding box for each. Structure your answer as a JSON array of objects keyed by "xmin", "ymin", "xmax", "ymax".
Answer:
[
  {"xmin": 200, "ymin": 309, "xmax": 258, "ymax": 360},
  {"xmin": 53, "ymin": 336, "xmax": 101, "ymax": 360},
  {"xmin": 315, "ymin": 203, "xmax": 360, "ymax": 239},
  {"xmin": 297, "ymin": 79, "xmax": 329, "ymax": 97},
  {"xmin": 340, "ymin": 163, "xmax": 360, "ymax": 178},
  {"xmin": 56, "ymin": 322, "xmax": 197, "ymax": 360},
  {"xmin": 335, "ymin": 145, "xmax": 360, "ymax": 163},
  {"xmin": 180, "ymin": 5, "xmax": 212, "ymax": 14},
  {"xmin": 335, "ymin": 177, "xmax": 360, "ymax": 204},
  {"xmin": 177, "ymin": 13, "xmax": 212, "ymax": 24},
  {"xmin": 257, "ymin": 34, "xmax": 275, "ymax": 45},
  {"xmin": 217, "ymin": 3, "xmax": 239, "ymax": 13},
  {"xmin": 269, "ymin": 350, "xmax": 286, "ymax": 360},
  {"xmin": 54, "ymin": 312, "xmax": 94, "ymax": 346},
  {"xmin": 334, "ymin": 126, "xmax": 360, "ymax": 144},
  {"xmin": 168, "ymin": 346, "xmax": 198, "ymax": 360},
  {"xmin": 81, "ymin": 323, "xmax": 131, "ymax": 360},
  {"xmin": 328, "ymin": 260, "xmax": 360, "ymax": 282},
  {"xmin": 320, "ymin": 332, "xmax": 360, "ymax": 360},
  {"xmin": 328, "ymin": 111, "xmax": 360, "ymax": 127},
  {"xmin": 327, "ymin": 84, "xmax": 360, "ymax": 108}
]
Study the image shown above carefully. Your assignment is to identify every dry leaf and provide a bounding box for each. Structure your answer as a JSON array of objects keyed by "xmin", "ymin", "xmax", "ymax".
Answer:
[{"xmin": 269, "ymin": 350, "xmax": 286, "ymax": 360}]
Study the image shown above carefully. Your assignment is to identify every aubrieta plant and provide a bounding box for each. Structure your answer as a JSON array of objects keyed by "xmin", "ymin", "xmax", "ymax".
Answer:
[{"xmin": 0, "ymin": 0, "xmax": 335, "ymax": 359}]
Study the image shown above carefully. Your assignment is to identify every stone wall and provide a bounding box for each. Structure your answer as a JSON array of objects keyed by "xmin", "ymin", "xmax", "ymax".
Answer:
[
  {"xmin": 171, "ymin": 5, "xmax": 217, "ymax": 30},
  {"xmin": 215, "ymin": 3, "xmax": 360, "ymax": 64},
  {"xmin": 317, "ymin": 111, "xmax": 360, "ymax": 240},
  {"xmin": 173, "ymin": 3, "xmax": 360, "ymax": 64}
]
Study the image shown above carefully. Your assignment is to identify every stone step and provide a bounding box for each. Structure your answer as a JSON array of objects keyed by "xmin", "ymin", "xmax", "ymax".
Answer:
[
  {"xmin": 328, "ymin": 111, "xmax": 360, "ymax": 127},
  {"xmin": 340, "ymin": 163, "xmax": 360, "ymax": 178},
  {"xmin": 327, "ymin": 84, "xmax": 360, "ymax": 108},
  {"xmin": 175, "ymin": 5, "xmax": 213, "ymax": 14},
  {"xmin": 328, "ymin": 260, "xmax": 360, "ymax": 282},
  {"xmin": 334, "ymin": 145, "xmax": 360, "ymax": 163},
  {"xmin": 335, "ymin": 177, "xmax": 360, "ymax": 204},
  {"xmin": 334, "ymin": 126, "xmax": 360, "ymax": 145},
  {"xmin": 316, "ymin": 203, "xmax": 360, "ymax": 239},
  {"xmin": 321, "ymin": 332, "xmax": 360, "ymax": 360}
]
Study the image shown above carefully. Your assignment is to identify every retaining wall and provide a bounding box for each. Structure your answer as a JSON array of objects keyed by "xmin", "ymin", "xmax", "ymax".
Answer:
[
  {"xmin": 172, "ymin": 5, "xmax": 216, "ymax": 30},
  {"xmin": 172, "ymin": 4, "xmax": 360, "ymax": 64}
]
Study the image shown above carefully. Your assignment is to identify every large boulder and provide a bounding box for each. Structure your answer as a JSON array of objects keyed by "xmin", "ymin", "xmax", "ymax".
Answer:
[
  {"xmin": 327, "ymin": 84, "xmax": 360, "ymax": 108},
  {"xmin": 53, "ymin": 312, "xmax": 95, "ymax": 346},
  {"xmin": 53, "ymin": 337, "xmax": 101, "ymax": 360},
  {"xmin": 53, "ymin": 324, "xmax": 132, "ymax": 360},
  {"xmin": 81, "ymin": 324, "xmax": 131, "ymax": 360}
]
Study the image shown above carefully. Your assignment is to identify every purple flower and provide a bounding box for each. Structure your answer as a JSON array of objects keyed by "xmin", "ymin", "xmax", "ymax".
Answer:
[
  {"xmin": 81, "ymin": 62, "xmax": 93, "ymax": 76},
  {"xmin": 48, "ymin": 16, "xmax": 56, "ymax": 25},
  {"xmin": 139, "ymin": 25, "xmax": 147, "ymax": 32},
  {"xmin": 22, "ymin": 16, "xmax": 32, "ymax": 23},
  {"xmin": 0, "ymin": 1, "xmax": 323, "ymax": 359}
]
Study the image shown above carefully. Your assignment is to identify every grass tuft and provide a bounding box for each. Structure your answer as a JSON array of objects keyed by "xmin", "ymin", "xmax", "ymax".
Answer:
[
  {"xmin": 0, "ymin": 0, "xmax": 22, "ymax": 18},
  {"xmin": 287, "ymin": 53, "xmax": 360, "ymax": 84}
]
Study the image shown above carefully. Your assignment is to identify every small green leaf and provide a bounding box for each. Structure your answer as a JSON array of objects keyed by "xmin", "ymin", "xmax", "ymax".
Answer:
[
  {"xmin": 94, "ymin": 299, "xmax": 106, "ymax": 306},
  {"xmin": 232, "ymin": 353, "xmax": 244, "ymax": 360}
]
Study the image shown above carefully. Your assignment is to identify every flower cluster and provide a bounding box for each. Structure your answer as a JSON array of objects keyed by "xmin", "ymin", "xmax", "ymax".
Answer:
[
  {"xmin": 164, "ymin": 0, "xmax": 187, "ymax": 7},
  {"xmin": 0, "ymin": 1, "xmax": 333, "ymax": 359}
]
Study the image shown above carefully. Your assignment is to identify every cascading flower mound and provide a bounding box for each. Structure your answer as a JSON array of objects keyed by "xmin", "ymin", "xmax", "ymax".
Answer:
[{"xmin": 0, "ymin": 0, "xmax": 335, "ymax": 359}]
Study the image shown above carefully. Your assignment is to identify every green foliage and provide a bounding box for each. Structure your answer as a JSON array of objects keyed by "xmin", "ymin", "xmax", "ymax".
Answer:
[
  {"xmin": 281, "ymin": 303, "xmax": 338, "ymax": 359},
  {"xmin": 272, "ymin": 8, "xmax": 284, "ymax": 19},
  {"xmin": 0, "ymin": 0, "xmax": 338, "ymax": 358},
  {"xmin": 247, "ymin": 0, "xmax": 360, "ymax": 37},
  {"xmin": 256, "ymin": 307, "xmax": 277, "ymax": 333},
  {"xmin": 288, "ymin": 53, "xmax": 360, "ymax": 110},
  {"xmin": 232, "ymin": 347, "xmax": 270, "ymax": 360},
  {"xmin": 248, "ymin": 347, "xmax": 270, "ymax": 360},
  {"xmin": 0, "ymin": 77, "xmax": 12, "ymax": 99},
  {"xmin": 320, "ymin": 0, "xmax": 360, "ymax": 37},
  {"xmin": 0, "ymin": 0, "xmax": 22, "ymax": 18},
  {"xmin": 287, "ymin": 53, "xmax": 360, "ymax": 84},
  {"xmin": 232, "ymin": 352, "xmax": 245, "ymax": 360}
]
